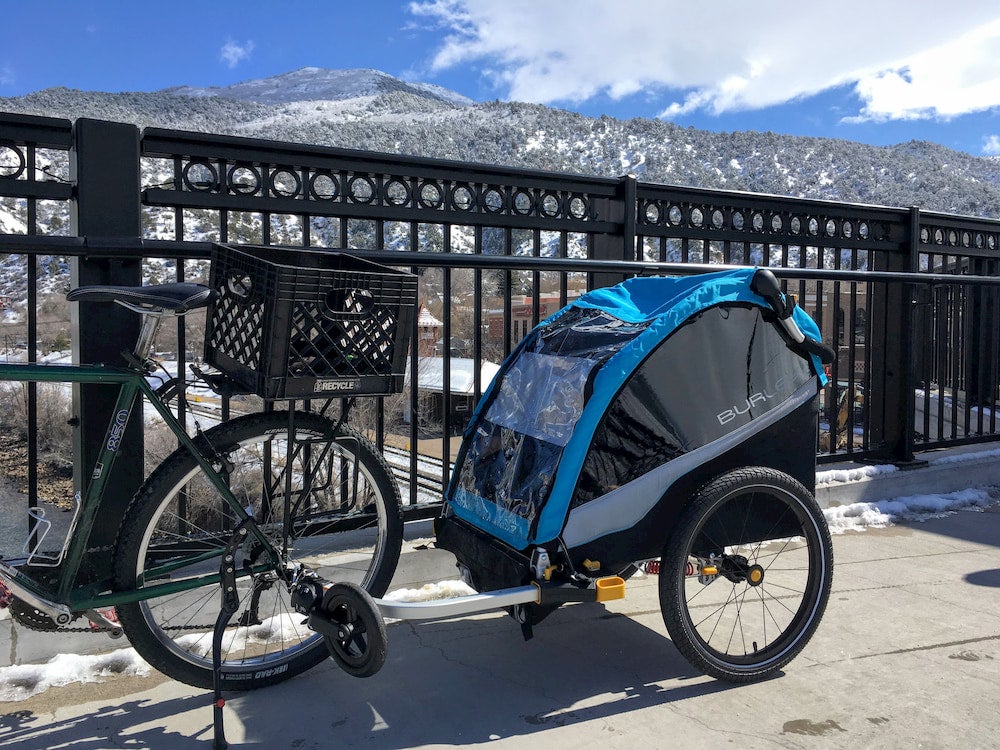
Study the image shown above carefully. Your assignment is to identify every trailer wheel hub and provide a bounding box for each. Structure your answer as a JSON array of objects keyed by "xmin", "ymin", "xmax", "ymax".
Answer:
[{"xmin": 720, "ymin": 554, "xmax": 762, "ymax": 585}]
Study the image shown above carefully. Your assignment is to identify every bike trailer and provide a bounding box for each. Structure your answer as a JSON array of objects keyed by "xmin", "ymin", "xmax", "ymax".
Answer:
[{"xmin": 435, "ymin": 267, "xmax": 830, "ymax": 599}]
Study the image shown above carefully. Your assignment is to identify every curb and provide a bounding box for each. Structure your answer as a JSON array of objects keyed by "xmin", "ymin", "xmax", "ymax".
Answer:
[{"xmin": 816, "ymin": 445, "xmax": 1000, "ymax": 508}]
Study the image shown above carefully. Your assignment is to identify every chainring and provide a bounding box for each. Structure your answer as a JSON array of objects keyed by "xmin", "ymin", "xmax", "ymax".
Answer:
[{"xmin": 8, "ymin": 598, "xmax": 60, "ymax": 632}]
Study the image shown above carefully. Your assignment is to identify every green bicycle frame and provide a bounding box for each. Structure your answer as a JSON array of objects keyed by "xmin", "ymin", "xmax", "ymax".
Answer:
[{"xmin": 0, "ymin": 359, "xmax": 274, "ymax": 614}]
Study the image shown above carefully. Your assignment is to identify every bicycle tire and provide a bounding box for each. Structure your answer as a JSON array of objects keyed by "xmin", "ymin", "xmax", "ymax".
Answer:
[
  {"xmin": 114, "ymin": 410, "xmax": 402, "ymax": 690},
  {"xmin": 659, "ymin": 466, "xmax": 832, "ymax": 682}
]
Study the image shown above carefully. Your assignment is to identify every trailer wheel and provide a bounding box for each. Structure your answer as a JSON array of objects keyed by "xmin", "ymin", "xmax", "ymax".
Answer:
[{"xmin": 659, "ymin": 467, "xmax": 832, "ymax": 682}]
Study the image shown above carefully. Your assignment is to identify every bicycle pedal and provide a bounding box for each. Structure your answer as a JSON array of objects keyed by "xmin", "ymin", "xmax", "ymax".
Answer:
[{"xmin": 86, "ymin": 607, "xmax": 124, "ymax": 637}]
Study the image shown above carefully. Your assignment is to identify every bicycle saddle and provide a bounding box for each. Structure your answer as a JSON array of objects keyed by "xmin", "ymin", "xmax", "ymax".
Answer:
[{"xmin": 66, "ymin": 282, "xmax": 216, "ymax": 314}]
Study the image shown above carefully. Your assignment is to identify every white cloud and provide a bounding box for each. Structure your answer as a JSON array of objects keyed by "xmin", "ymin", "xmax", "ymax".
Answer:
[
  {"xmin": 984, "ymin": 135, "xmax": 1000, "ymax": 155},
  {"xmin": 409, "ymin": 1, "xmax": 1000, "ymax": 122},
  {"xmin": 220, "ymin": 39, "xmax": 255, "ymax": 69},
  {"xmin": 0, "ymin": 65, "xmax": 13, "ymax": 87},
  {"xmin": 849, "ymin": 19, "xmax": 1000, "ymax": 122}
]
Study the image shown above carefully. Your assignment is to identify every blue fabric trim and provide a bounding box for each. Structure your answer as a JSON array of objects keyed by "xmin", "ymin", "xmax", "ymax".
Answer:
[
  {"xmin": 445, "ymin": 267, "xmax": 829, "ymax": 549},
  {"xmin": 449, "ymin": 487, "xmax": 530, "ymax": 549}
]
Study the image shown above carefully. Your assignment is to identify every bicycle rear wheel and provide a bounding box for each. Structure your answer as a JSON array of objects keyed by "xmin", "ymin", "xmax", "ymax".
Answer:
[{"xmin": 114, "ymin": 410, "xmax": 402, "ymax": 690}]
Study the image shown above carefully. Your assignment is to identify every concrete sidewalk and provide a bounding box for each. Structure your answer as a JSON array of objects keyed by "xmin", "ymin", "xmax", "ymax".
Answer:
[{"xmin": 2, "ymin": 504, "xmax": 999, "ymax": 749}]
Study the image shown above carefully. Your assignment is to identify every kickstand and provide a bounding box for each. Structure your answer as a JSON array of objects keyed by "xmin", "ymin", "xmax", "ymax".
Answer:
[{"xmin": 212, "ymin": 520, "xmax": 250, "ymax": 750}]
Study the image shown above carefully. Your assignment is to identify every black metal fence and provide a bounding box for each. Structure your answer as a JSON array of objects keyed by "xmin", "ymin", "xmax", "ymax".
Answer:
[{"xmin": 3, "ymin": 111, "xmax": 1000, "ymax": 528}]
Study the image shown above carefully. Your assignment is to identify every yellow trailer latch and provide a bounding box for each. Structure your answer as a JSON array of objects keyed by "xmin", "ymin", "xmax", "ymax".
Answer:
[{"xmin": 595, "ymin": 576, "xmax": 626, "ymax": 602}]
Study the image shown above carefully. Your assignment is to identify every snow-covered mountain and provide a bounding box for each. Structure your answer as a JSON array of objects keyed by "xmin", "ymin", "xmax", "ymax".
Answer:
[
  {"xmin": 160, "ymin": 66, "xmax": 474, "ymax": 107},
  {"xmin": 4, "ymin": 66, "xmax": 999, "ymax": 221},
  {"xmin": 2, "ymin": 66, "xmax": 1000, "ymax": 264},
  {"xmin": 2, "ymin": 66, "xmax": 1000, "ymax": 351}
]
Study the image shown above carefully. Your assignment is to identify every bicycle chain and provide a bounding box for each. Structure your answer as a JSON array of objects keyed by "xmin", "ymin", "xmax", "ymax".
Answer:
[
  {"xmin": 6, "ymin": 544, "xmax": 287, "ymax": 635},
  {"xmin": 7, "ymin": 600, "xmax": 120, "ymax": 633},
  {"xmin": 7, "ymin": 598, "xmax": 228, "ymax": 634}
]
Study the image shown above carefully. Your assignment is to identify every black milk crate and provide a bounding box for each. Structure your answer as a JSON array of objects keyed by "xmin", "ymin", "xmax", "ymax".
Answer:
[{"xmin": 204, "ymin": 244, "xmax": 417, "ymax": 400}]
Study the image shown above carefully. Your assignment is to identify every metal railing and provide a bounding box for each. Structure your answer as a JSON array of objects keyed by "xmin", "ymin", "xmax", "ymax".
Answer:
[{"xmin": 3, "ymin": 112, "xmax": 1000, "ymax": 535}]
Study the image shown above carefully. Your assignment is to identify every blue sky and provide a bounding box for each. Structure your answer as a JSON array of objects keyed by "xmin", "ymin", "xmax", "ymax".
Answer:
[{"xmin": 4, "ymin": 1, "xmax": 1000, "ymax": 156}]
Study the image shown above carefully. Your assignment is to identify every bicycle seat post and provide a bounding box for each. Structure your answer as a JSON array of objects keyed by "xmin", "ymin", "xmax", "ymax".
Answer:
[{"xmin": 133, "ymin": 311, "xmax": 166, "ymax": 364}]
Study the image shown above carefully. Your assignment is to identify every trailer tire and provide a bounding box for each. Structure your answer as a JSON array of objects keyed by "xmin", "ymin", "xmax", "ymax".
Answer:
[{"xmin": 659, "ymin": 466, "xmax": 832, "ymax": 682}]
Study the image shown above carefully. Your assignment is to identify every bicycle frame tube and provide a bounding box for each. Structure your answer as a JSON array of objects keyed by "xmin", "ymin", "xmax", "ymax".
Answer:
[{"xmin": 0, "ymin": 361, "xmax": 274, "ymax": 611}]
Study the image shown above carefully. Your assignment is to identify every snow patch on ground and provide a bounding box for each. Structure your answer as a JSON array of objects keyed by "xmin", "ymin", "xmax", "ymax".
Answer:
[
  {"xmin": 818, "ymin": 446, "xmax": 1000, "ymax": 486},
  {"xmin": 383, "ymin": 579, "xmax": 476, "ymax": 602},
  {"xmin": 0, "ymin": 648, "xmax": 151, "ymax": 702},
  {"xmin": 173, "ymin": 613, "xmax": 314, "ymax": 659},
  {"xmin": 816, "ymin": 463, "xmax": 899, "ymax": 484},
  {"xmin": 928, "ymin": 447, "xmax": 1000, "ymax": 466},
  {"xmin": 824, "ymin": 486, "xmax": 997, "ymax": 533}
]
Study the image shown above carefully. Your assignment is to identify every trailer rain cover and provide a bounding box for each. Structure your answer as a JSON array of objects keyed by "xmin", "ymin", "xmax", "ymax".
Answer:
[
  {"xmin": 449, "ymin": 307, "xmax": 649, "ymax": 544},
  {"xmin": 446, "ymin": 268, "xmax": 825, "ymax": 550}
]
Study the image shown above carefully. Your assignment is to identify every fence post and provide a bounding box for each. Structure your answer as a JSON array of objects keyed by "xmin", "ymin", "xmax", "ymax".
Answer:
[
  {"xmin": 867, "ymin": 207, "xmax": 920, "ymax": 464},
  {"xmin": 69, "ymin": 118, "xmax": 143, "ymax": 583},
  {"xmin": 588, "ymin": 174, "xmax": 636, "ymax": 289},
  {"xmin": 899, "ymin": 207, "xmax": 921, "ymax": 463}
]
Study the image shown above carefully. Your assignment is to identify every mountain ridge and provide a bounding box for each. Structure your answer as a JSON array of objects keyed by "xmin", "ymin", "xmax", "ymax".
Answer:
[
  {"xmin": 2, "ymin": 66, "xmax": 999, "ymax": 219},
  {"xmin": 159, "ymin": 66, "xmax": 475, "ymax": 107}
]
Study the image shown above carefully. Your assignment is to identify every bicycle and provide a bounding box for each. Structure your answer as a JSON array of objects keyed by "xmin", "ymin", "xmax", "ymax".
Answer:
[{"xmin": 0, "ymin": 244, "xmax": 415, "ymax": 692}]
